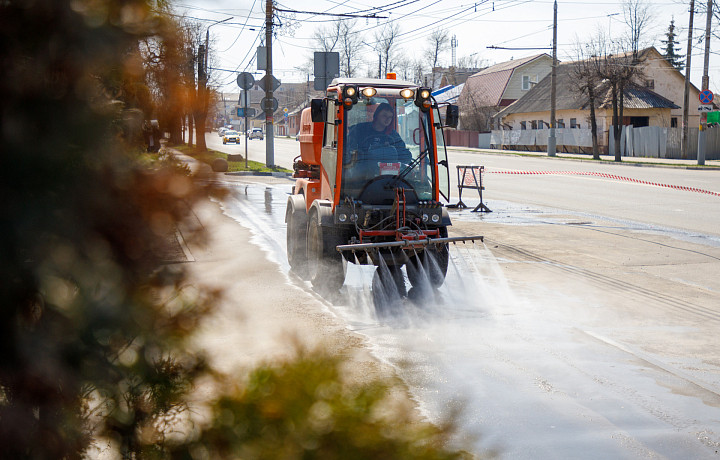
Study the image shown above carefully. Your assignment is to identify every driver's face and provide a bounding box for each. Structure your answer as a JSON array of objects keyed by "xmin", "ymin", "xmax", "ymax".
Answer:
[{"xmin": 375, "ymin": 109, "xmax": 393, "ymax": 128}]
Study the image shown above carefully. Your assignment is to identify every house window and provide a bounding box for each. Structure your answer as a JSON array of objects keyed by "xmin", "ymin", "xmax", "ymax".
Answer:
[
  {"xmin": 520, "ymin": 121, "xmax": 527, "ymax": 130},
  {"xmin": 530, "ymin": 120, "xmax": 537, "ymax": 129},
  {"xmin": 645, "ymin": 79, "xmax": 654, "ymax": 89},
  {"xmin": 570, "ymin": 118, "xmax": 577, "ymax": 128},
  {"xmin": 537, "ymin": 120, "xmax": 544, "ymax": 129},
  {"xmin": 671, "ymin": 117, "xmax": 678, "ymax": 128},
  {"xmin": 557, "ymin": 119, "xmax": 565, "ymax": 128},
  {"xmin": 522, "ymin": 75, "xmax": 537, "ymax": 91}
]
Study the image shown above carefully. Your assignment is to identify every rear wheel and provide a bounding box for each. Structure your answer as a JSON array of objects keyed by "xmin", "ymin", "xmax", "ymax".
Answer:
[
  {"xmin": 286, "ymin": 195, "xmax": 308, "ymax": 278},
  {"xmin": 307, "ymin": 209, "xmax": 346, "ymax": 291}
]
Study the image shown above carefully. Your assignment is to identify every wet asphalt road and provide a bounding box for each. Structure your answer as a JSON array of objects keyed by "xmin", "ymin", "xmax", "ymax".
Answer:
[{"xmin": 201, "ymin": 134, "xmax": 720, "ymax": 459}]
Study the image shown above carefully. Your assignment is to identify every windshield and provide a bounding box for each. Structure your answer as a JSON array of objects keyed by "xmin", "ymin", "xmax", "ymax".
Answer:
[{"xmin": 340, "ymin": 94, "xmax": 435, "ymax": 201}]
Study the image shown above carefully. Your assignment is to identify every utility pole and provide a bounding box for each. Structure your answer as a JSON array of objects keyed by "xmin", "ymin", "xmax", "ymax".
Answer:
[
  {"xmin": 547, "ymin": 0, "xmax": 557, "ymax": 157},
  {"xmin": 265, "ymin": 0, "xmax": 275, "ymax": 167},
  {"xmin": 681, "ymin": 0, "xmax": 695, "ymax": 159},
  {"xmin": 697, "ymin": 0, "xmax": 712, "ymax": 166}
]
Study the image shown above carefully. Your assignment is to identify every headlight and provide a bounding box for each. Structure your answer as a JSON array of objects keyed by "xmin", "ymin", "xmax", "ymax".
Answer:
[
  {"xmin": 422, "ymin": 213, "xmax": 429, "ymax": 222},
  {"xmin": 431, "ymin": 214, "xmax": 440, "ymax": 223},
  {"xmin": 350, "ymin": 213, "xmax": 358, "ymax": 222},
  {"xmin": 338, "ymin": 213, "xmax": 347, "ymax": 223}
]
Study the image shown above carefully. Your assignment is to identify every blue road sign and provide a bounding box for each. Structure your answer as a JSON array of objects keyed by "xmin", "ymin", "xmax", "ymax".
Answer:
[{"xmin": 699, "ymin": 89, "xmax": 714, "ymax": 104}]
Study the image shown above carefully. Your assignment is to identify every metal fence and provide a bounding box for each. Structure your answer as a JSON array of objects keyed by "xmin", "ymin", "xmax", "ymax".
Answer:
[
  {"xmin": 608, "ymin": 126, "xmax": 720, "ymax": 160},
  {"xmin": 487, "ymin": 126, "xmax": 720, "ymax": 159}
]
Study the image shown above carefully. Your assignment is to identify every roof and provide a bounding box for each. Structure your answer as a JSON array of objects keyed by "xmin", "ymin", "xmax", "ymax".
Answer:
[
  {"xmin": 460, "ymin": 54, "xmax": 551, "ymax": 107},
  {"xmin": 496, "ymin": 60, "xmax": 679, "ymax": 118},
  {"xmin": 432, "ymin": 84, "xmax": 464, "ymax": 104},
  {"xmin": 330, "ymin": 77, "xmax": 417, "ymax": 88},
  {"xmin": 474, "ymin": 54, "xmax": 549, "ymax": 76}
]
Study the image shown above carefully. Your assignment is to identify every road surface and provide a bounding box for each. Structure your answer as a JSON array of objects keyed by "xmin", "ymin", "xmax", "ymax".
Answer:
[{"xmin": 190, "ymin": 135, "xmax": 720, "ymax": 459}]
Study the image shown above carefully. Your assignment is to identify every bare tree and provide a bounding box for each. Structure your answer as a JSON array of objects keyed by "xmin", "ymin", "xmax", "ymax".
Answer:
[
  {"xmin": 426, "ymin": 29, "xmax": 450, "ymax": 87},
  {"xmin": 313, "ymin": 20, "xmax": 342, "ymax": 52},
  {"xmin": 622, "ymin": 0, "xmax": 654, "ymax": 59},
  {"xmin": 569, "ymin": 38, "xmax": 603, "ymax": 159},
  {"xmin": 595, "ymin": 36, "xmax": 645, "ymax": 161},
  {"xmin": 373, "ymin": 22, "xmax": 401, "ymax": 77},
  {"xmin": 338, "ymin": 20, "xmax": 365, "ymax": 77},
  {"xmin": 458, "ymin": 54, "xmax": 488, "ymax": 69}
]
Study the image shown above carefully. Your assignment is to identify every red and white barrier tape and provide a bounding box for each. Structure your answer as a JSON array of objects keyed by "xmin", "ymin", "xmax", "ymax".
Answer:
[{"xmin": 486, "ymin": 170, "xmax": 720, "ymax": 197}]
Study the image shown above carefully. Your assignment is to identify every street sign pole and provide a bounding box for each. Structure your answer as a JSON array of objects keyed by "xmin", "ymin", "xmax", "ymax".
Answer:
[
  {"xmin": 244, "ymin": 91, "xmax": 249, "ymax": 168},
  {"xmin": 697, "ymin": 0, "xmax": 713, "ymax": 166},
  {"xmin": 236, "ymin": 72, "xmax": 255, "ymax": 169},
  {"xmin": 264, "ymin": 0, "xmax": 274, "ymax": 168}
]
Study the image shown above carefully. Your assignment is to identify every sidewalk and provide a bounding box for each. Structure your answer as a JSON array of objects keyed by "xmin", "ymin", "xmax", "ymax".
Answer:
[{"xmin": 448, "ymin": 146, "xmax": 720, "ymax": 168}]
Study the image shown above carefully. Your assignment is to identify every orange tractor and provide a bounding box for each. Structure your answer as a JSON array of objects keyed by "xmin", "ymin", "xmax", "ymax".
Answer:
[{"xmin": 286, "ymin": 75, "xmax": 481, "ymax": 308}]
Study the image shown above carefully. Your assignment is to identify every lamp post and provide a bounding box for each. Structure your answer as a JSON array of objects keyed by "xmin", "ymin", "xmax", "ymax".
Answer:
[
  {"xmin": 205, "ymin": 17, "xmax": 233, "ymax": 77},
  {"xmin": 200, "ymin": 17, "xmax": 232, "ymax": 146}
]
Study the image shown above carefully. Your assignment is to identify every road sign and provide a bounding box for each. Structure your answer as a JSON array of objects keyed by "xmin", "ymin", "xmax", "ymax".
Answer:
[
  {"xmin": 261, "ymin": 97, "xmax": 278, "ymax": 112},
  {"xmin": 257, "ymin": 75, "xmax": 281, "ymax": 92},
  {"xmin": 708, "ymin": 111, "xmax": 720, "ymax": 124},
  {"xmin": 699, "ymin": 89, "xmax": 714, "ymax": 104},
  {"xmin": 698, "ymin": 105, "xmax": 713, "ymax": 112},
  {"xmin": 237, "ymin": 107, "xmax": 256, "ymax": 117},
  {"xmin": 314, "ymin": 51, "xmax": 340, "ymax": 90},
  {"xmin": 236, "ymin": 72, "xmax": 255, "ymax": 90}
]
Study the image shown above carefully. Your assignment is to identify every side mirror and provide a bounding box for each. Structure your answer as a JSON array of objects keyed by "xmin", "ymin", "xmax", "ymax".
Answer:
[
  {"xmin": 445, "ymin": 104, "xmax": 459, "ymax": 129},
  {"xmin": 310, "ymin": 99, "xmax": 325, "ymax": 123}
]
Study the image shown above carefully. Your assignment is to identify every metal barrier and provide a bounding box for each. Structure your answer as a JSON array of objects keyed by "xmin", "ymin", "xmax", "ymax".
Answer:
[{"xmin": 448, "ymin": 165, "xmax": 491, "ymax": 212}]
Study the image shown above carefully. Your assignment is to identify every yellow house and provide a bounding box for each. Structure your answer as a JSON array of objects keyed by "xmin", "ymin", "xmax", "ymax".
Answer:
[{"xmin": 495, "ymin": 47, "xmax": 702, "ymax": 153}]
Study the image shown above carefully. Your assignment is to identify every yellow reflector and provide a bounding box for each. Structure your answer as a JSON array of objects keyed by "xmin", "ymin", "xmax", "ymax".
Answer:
[
  {"xmin": 362, "ymin": 87, "xmax": 377, "ymax": 97},
  {"xmin": 422, "ymin": 100, "xmax": 431, "ymax": 108},
  {"xmin": 400, "ymin": 88, "xmax": 415, "ymax": 99},
  {"xmin": 344, "ymin": 98, "xmax": 353, "ymax": 106},
  {"xmin": 386, "ymin": 72, "xmax": 397, "ymax": 80}
]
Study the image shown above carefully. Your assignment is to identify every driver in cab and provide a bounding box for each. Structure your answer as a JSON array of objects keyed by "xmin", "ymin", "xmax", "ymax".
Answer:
[{"xmin": 344, "ymin": 102, "xmax": 412, "ymax": 173}]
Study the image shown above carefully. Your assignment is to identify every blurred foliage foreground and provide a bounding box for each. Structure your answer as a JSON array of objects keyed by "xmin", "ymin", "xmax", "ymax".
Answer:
[{"xmin": 0, "ymin": 1, "xmax": 481, "ymax": 458}]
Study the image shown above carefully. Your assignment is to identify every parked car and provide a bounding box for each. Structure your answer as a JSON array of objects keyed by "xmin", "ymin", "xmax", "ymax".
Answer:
[
  {"xmin": 248, "ymin": 128, "xmax": 263, "ymax": 140},
  {"xmin": 218, "ymin": 127, "xmax": 228, "ymax": 137},
  {"xmin": 222, "ymin": 130, "xmax": 241, "ymax": 144}
]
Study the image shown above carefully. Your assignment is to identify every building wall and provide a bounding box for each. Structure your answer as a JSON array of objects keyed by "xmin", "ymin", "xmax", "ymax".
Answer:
[
  {"xmin": 639, "ymin": 50, "xmax": 701, "ymax": 128},
  {"xmin": 503, "ymin": 56, "xmax": 553, "ymax": 101}
]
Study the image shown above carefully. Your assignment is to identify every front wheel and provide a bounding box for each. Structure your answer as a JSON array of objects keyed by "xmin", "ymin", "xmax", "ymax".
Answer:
[
  {"xmin": 286, "ymin": 195, "xmax": 309, "ymax": 278},
  {"xmin": 307, "ymin": 209, "xmax": 346, "ymax": 291}
]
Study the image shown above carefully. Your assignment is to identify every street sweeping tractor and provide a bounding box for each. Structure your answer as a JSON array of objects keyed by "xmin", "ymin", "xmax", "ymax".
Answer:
[{"xmin": 286, "ymin": 75, "xmax": 482, "ymax": 308}]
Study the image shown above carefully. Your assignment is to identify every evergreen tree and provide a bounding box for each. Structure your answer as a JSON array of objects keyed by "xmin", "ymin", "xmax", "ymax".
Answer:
[{"xmin": 661, "ymin": 18, "xmax": 685, "ymax": 71}]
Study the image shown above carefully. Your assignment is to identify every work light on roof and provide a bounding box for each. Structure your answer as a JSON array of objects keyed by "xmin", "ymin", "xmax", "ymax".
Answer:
[
  {"xmin": 400, "ymin": 88, "xmax": 415, "ymax": 100},
  {"xmin": 362, "ymin": 87, "xmax": 377, "ymax": 98}
]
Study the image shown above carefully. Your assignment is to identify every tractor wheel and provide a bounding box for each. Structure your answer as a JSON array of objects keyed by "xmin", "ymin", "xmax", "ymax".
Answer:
[
  {"xmin": 307, "ymin": 210, "xmax": 346, "ymax": 291},
  {"xmin": 285, "ymin": 195, "xmax": 309, "ymax": 278},
  {"xmin": 406, "ymin": 227, "xmax": 449, "ymax": 289}
]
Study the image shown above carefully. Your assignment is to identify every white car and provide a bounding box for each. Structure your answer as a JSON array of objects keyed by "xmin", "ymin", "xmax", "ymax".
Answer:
[
  {"xmin": 248, "ymin": 128, "xmax": 264, "ymax": 140},
  {"xmin": 218, "ymin": 127, "xmax": 228, "ymax": 137}
]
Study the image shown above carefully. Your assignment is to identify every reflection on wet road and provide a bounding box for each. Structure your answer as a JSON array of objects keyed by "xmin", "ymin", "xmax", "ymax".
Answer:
[{"xmin": 217, "ymin": 179, "xmax": 720, "ymax": 460}]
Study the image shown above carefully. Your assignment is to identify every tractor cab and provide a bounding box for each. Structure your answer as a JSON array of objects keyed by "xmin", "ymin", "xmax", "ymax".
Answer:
[{"xmin": 309, "ymin": 77, "xmax": 456, "ymax": 209}]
